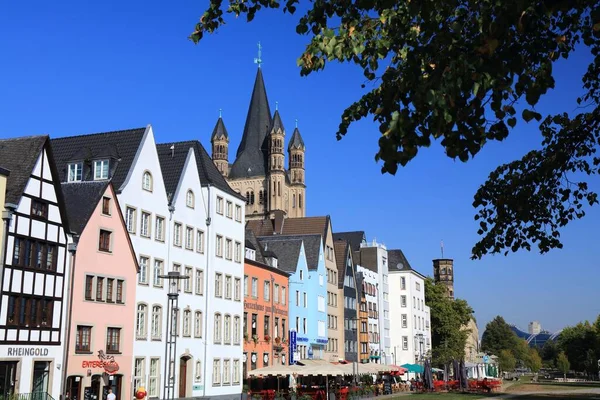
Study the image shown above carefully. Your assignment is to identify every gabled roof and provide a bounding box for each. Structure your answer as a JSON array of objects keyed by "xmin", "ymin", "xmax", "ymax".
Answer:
[
  {"xmin": 247, "ymin": 216, "xmax": 332, "ymax": 248},
  {"xmin": 271, "ymin": 110, "xmax": 285, "ymax": 133},
  {"xmin": 245, "ymin": 229, "xmax": 266, "ymax": 265},
  {"xmin": 50, "ymin": 127, "xmax": 147, "ymax": 190},
  {"xmin": 256, "ymin": 237, "xmax": 303, "ymax": 274},
  {"xmin": 230, "ymin": 68, "xmax": 272, "ymax": 179},
  {"xmin": 288, "ymin": 127, "xmax": 305, "ymax": 150},
  {"xmin": 0, "ymin": 135, "xmax": 47, "ymax": 204},
  {"xmin": 156, "ymin": 140, "xmax": 244, "ymax": 201},
  {"xmin": 259, "ymin": 234, "xmax": 322, "ymax": 270},
  {"xmin": 211, "ymin": 117, "xmax": 229, "ymax": 141},
  {"xmin": 61, "ymin": 181, "xmax": 110, "ymax": 235},
  {"xmin": 334, "ymin": 240, "xmax": 350, "ymax": 288},
  {"xmin": 388, "ymin": 249, "xmax": 413, "ymax": 271},
  {"xmin": 333, "ymin": 231, "xmax": 366, "ymax": 252}
]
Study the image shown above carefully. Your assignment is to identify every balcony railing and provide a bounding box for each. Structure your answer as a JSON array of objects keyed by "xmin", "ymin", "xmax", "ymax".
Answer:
[{"xmin": 11, "ymin": 392, "xmax": 55, "ymax": 400}]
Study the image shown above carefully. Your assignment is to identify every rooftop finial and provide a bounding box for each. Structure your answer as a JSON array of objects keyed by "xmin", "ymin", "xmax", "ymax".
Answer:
[
  {"xmin": 219, "ymin": 108, "xmax": 222, "ymax": 118},
  {"xmin": 254, "ymin": 41, "xmax": 263, "ymax": 68},
  {"xmin": 295, "ymin": 118, "xmax": 298, "ymax": 128},
  {"xmin": 275, "ymin": 101, "xmax": 278, "ymax": 111}
]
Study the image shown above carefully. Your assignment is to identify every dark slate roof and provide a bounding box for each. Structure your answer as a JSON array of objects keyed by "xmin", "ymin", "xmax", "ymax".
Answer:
[
  {"xmin": 156, "ymin": 141, "xmax": 244, "ymax": 201},
  {"xmin": 257, "ymin": 237, "xmax": 302, "ymax": 274},
  {"xmin": 211, "ymin": 117, "xmax": 229, "ymax": 141},
  {"xmin": 259, "ymin": 234, "xmax": 322, "ymax": 270},
  {"xmin": 61, "ymin": 181, "xmax": 109, "ymax": 235},
  {"xmin": 0, "ymin": 135, "xmax": 48, "ymax": 204},
  {"xmin": 230, "ymin": 68, "xmax": 272, "ymax": 179},
  {"xmin": 333, "ymin": 231, "xmax": 366, "ymax": 253},
  {"xmin": 334, "ymin": 240, "xmax": 350, "ymax": 288},
  {"xmin": 245, "ymin": 229, "xmax": 266, "ymax": 264},
  {"xmin": 50, "ymin": 127, "xmax": 147, "ymax": 190},
  {"xmin": 271, "ymin": 110, "xmax": 285, "ymax": 133},
  {"xmin": 0, "ymin": 167, "xmax": 10, "ymax": 176},
  {"xmin": 388, "ymin": 249, "xmax": 413, "ymax": 271},
  {"xmin": 288, "ymin": 127, "xmax": 305, "ymax": 150},
  {"xmin": 245, "ymin": 240, "xmax": 256, "ymax": 250}
]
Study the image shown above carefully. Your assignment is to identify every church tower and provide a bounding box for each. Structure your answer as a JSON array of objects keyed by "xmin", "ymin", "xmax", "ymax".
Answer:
[
  {"xmin": 211, "ymin": 112, "xmax": 229, "ymax": 177},
  {"xmin": 432, "ymin": 258, "xmax": 454, "ymax": 299},
  {"xmin": 268, "ymin": 109, "xmax": 285, "ymax": 213},
  {"xmin": 288, "ymin": 122, "xmax": 306, "ymax": 218}
]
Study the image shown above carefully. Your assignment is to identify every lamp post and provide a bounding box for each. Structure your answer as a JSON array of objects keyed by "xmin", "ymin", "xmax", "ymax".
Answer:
[
  {"xmin": 160, "ymin": 271, "xmax": 189, "ymax": 400},
  {"xmin": 416, "ymin": 333, "xmax": 424, "ymax": 377}
]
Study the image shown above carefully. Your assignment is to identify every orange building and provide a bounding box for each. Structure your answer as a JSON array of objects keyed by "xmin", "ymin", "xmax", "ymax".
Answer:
[{"xmin": 242, "ymin": 252, "xmax": 290, "ymax": 379}]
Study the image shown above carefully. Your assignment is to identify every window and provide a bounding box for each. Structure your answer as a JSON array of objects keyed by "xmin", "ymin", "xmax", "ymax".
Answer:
[
  {"xmin": 136, "ymin": 304, "xmax": 147, "ymax": 339},
  {"xmin": 264, "ymin": 281, "xmax": 270, "ymax": 301},
  {"xmin": 216, "ymin": 196, "xmax": 224, "ymax": 215},
  {"xmin": 416, "ymin": 281, "xmax": 421, "ymax": 291},
  {"xmin": 317, "ymin": 320, "xmax": 325, "ymax": 336},
  {"xmin": 106, "ymin": 278, "xmax": 114, "ymax": 302},
  {"xmin": 75, "ymin": 326, "xmax": 91, "ymax": 353},
  {"xmin": 125, "ymin": 207, "xmax": 136, "ymax": 233},
  {"xmin": 214, "ymin": 273, "xmax": 223, "ymax": 297},
  {"xmin": 173, "ymin": 264, "xmax": 182, "ymax": 292},
  {"xmin": 194, "ymin": 311, "xmax": 203, "ymax": 338},
  {"xmin": 141, "ymin": 212, "xmax": 151, "ymax": 237},
  {"xmin": 282, "ymin": 287, "xmax": 286, "ymax": 305},
  {"xmin": 85, "ymin": 276, "xmax": 94, "ymax": 300},
  {"xmin": 96, "ymin": 277, "xmax": 104, "ymax": 301},
  {"xmin": 224, "ymin": 201, "xmax": 232, "ymax": 218},
  {"xmin": 233, "ymin": 316, "xmax": 240, "ymax": 344},
  {"xmin": 222, "ymin": 359, "xmax": 231, "ymax": 384},
  {"xmin": 139, "ymin": 256, "xmax": 149, "ymax": 284},
  {"xmin": 149, "ymin": 358, "xmax": 160, "ymax": 397},
  {"xmin": 99, "ymin": 230, "xmax": 111, "ymax": 252},
  {"xmin": 401, "ymin": 314, "xmax": 407, "ymax": 328},
  {"xmin": 195, "ymin": 360, "xmax": 202, "ymax": 382},
  {"xmin": 235, "ymin": 205, "xmax": 242, "ymax": 222},
  {"xmin": 251, "ymin": 278, "xmax": 258, "ymax": 298},
  {"xmin": 116, "ymin": 280, "xmax": 124, "ymax": 303},
  {"xmin": 244, "ymin": 276, "xmax": 248, "ymax": 297},
  {"xmin": 252, "ymin": 314, "xmax": 258, "ymax": 336},
  {"xmin": 154, "ymin": 216, "xmax": 165, "ymax": 242},
  {"xmin": 173, "ymin": 223, "xmax": 182, "ymax": 246},
  {"xmin": 299, "ymin": 270, "xmax": 304, "ymax": 280},
  {"xmin": 185, "ymin": 227, "xmax": 193, "ymax": 250},
  {"xmin": 106, "ymin": 327, "xmax": 121, "ymax": 353},
  {"xmin": 102, "ymin": 197, "xmax": 111, "ymax": 215},
  {"xmin": 401, "ymin": 295, "xmax": 407, "ymax": 307},
  {"xmin": 234, "ymin": 241, "xmax": 242, "ymax": 262},
  {"xmin": 317, "ymin": 296, "xmax": 324, "ymax": 312},
  {"xmin": 196, "ymin": 269, "xmax": 204, "ymax": 295},
  {"xmin": 402, "ymin": 336, "xmax": 408, "ymax": 350},
  {"xmin": 274, "ymin": 284, "xmax": 279, "ymax": 303},
  {"xmin": 296, "ymin": 317, "xmax": 299, "ymax": 332},
  {"xmin": 225, "ymin": 275, "xmax": 232, "ymax": 299},
  {"xmin": 184, "ymin": 267, "xmax": 193, "ymax": 293},
  {"xmin": 234, "ymin": 277, "xmax": 241, "ymax": 301},
  {"xmin": 68, "ymin": 162, "xmax": 83, "ymax": 182},
  {"xmin": 153, "ymin": 259, "xmax": 163, "ymax": 287},
  {"xmin": 264, "ymin": 315, "xmax": 270, "ymax": 336},
  {"xmin": 142, "ymin": 171, "xmax": 153, "ymax": 191},
  {"xmin": 304, "ymin": 292, "xmax": 308, "ymax": 308},
  {"xmin": 233, "ymin": 360, "xmax": 240, "ymax": 384},
  {"xmin": 245, "ymin": 191, "xmax": 255, "ymax": 205},
  {"xmin": 413, "ymin": 296, "xmax": 416, "ymax": 308},
  {"xmin": 151, "ymin": 306, "xmax": 162, "ymax": 339},
  {"xmin": 196, "ymin": 230, "xmax": 205, "ymax": 253},
  {"xmin": 213, "ymin": 359, "xmax": 221, "ymax": 385},
  {"xmin": 214, "ymin": 313, "xmax": 222, "ymax": 343},
  {"xmin": 134, "ymin": 358, "xmax": 145, "ymax": 391},
  {"xmin": 295, "ymin": 290, "xmax": 299, "ymax": 306},
  {"xmin": 186, "ymin": 190, "xmax": 195, "ymax": 208},
  {"xmin": 94, "ymin": 159, "xmax": 109, "ymax": 180},
  {"xmin": 183, "ymin": 310, "xmax": 191, "ymax": 337},
  {"xmin": 224, "ymin": 314, "xmax": 231, "ymax": 344},
  {"xmin": 216, "ymin": 235, "xmax": 223, "ymax": 257}
]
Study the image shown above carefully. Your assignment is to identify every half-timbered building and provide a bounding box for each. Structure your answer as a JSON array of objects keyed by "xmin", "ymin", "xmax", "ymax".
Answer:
[{"xmin": 0, "ymin": 136, "xmax": 71, "ymax": 400}]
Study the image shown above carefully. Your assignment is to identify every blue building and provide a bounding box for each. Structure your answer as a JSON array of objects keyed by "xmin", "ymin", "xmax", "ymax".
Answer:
[
  {"xmin": 510, "ymin": 325, "xmax": 561, "ymax": 348},
  {"xmin": 258, "ymin": 234, "xmax": 327, "ymax": 360}
]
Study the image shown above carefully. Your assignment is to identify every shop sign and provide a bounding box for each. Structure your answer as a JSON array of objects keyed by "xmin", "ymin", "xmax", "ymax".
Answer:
[
  {"xmin": 81, "ymin": 350, "xmax": 120, "ymax": 375},
  {"xmin": 6, "ymin": 347, "xmax": 50, "ymax": 356}
]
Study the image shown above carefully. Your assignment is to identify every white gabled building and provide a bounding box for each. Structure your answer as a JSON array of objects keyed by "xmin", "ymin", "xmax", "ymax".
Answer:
[
  {"xmin": 51, "ymin": 125, "xmax": 245, "ymax": 400},
  {"xmin": 387, "ymin": 250, "xmax": 431, "ymax": 367},
  {"xmin": 0, "ymin": 136, "xmax": 72, "ymax": 400}
]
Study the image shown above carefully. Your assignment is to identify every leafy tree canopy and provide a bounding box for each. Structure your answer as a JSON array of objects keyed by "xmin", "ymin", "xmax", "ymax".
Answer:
[
  {"xmin": 191, "ymin": 0, "xmax": 600, "ymax": 259},
  {"xmin": 557, "ymin": 351, "xmax": 571, "ymax": 377},
  {"xmin": 424, "ymin": 278, "xmax": 474, "ymax": 366},
  {"xmin": 557, "ymin": 319, "xmax": 600, "ymax": 375},
  {"xmin": 498, "ymin": 349, "xmax": 517, "ymax": 372},
  {"xmin": 481, "ymin": 315, "xmax": 518, "ymax": 355},
  {"xmin": 526, "ymin": 347, "xmax": 543, "ymax": 373}
]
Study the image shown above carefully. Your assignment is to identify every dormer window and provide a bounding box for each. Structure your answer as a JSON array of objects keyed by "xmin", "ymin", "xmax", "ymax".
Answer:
[
  {"xmin": 68, "ymin": 162, "xmax": 83, "ymax": 182},
  {"xmin": 93, "ymin": 160, "xmax": 109, "ymax": 180},
  {"xmin": 142, "ymin": 171, "xmax": 153, "ymax": 192},
  {"xmin": 186, "ymin": 190, "xmax": 195, "ymax": 208}
]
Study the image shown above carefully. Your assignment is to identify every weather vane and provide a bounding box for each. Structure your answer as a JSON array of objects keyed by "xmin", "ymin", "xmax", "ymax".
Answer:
[{"xmin": 254, "ymin": 42, "xmax": 263, "ymax": 68}]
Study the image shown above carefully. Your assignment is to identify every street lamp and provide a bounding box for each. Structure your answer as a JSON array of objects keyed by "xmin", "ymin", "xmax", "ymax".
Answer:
[
  {"xmin": 160, "ymin": 271, "xmax": 189, "ymax": 400},
  {"xmin": 416, "ymin": 333, "xmax": 424, "ymax": 375}
]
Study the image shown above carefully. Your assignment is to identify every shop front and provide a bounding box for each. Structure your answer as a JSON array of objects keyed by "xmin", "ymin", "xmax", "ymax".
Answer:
[{"xmin": 66, "ymin": 350, "xmax": 125, "ymax": 400}]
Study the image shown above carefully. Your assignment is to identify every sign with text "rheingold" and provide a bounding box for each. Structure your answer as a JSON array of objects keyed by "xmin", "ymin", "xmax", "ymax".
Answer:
[{"xmin": 6, "ymin": 347, "xmax": 50, "ymax": 357}]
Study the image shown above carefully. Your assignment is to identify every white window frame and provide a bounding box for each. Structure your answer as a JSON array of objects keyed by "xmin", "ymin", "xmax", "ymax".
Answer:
[
  {"xmin": 197, "ymin": 230, "xmax": 205, "ymax": 253},
  {"xmin": 186, "ymin": 190, "xmax": 195, "ymax": 208},
  {"xmin": 173, "ymin": 223, "xmax": 182, "ymax": 247},
  {"xmin": 185, "ymin": 226, "xmax": 194, "ymax": 250},
  {"xmin": 94, "ymin": 159, "xmax": 109, "ymax": 180},
  {"xmin": 155, "ymin": 216, "xmax": 165, "ymax": 241},
  {"xmin": 153, "ymin": 259, "xmax": 163, "ymax": 287},
  {"xmin": 140, "ymin": 211, "xmax": 151, "ymax": 238},
  {"xmin": 126, "ymin": 207, "xmax": 137, "ymax": 234},
  {"xmin": 139, "ymin": 256, "xmax": 149, "ymax": 285},
  {"xmin": 68, "ymin": 162, "xmax": 83, "ymax": 182},
  {"xmin": 142, "ymin": 171, "xmax": 153, "ymax": 192},
  {"xmin": 196, "ymin": 269, "xmax": 204, "ymax": 295}
]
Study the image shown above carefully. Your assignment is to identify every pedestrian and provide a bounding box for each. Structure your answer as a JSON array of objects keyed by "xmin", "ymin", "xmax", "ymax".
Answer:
[{"xmin": 106, "ymin": 388, "xmax": 116, "ymax": 400}]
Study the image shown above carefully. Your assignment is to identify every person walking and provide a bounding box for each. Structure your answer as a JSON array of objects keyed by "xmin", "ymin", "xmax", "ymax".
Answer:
[{"xmin": 106, "ymin": 388, "xmax": 116, "ymax": 400}]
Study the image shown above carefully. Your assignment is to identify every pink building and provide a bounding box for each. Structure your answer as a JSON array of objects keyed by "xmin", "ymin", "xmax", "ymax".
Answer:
[{"xmin": 61, "ymin": 181, "xmax": 138, "ymax": 400}]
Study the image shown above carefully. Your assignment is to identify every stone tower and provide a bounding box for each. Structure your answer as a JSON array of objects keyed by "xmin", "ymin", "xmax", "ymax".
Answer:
[
  {"xmin": 432, "ymin": 258, "xmax": 454, "ymax": 299},
  {"xmin": 211, "ymin": 114, "xmax": 229, "ymax": 177},
  {"xmin": 268, "ymin": 110, "xmax": 285, "ymax": 213},
  {"xmin": 288, "ymin": 123, "xmax": 306, "ymax": 218}
]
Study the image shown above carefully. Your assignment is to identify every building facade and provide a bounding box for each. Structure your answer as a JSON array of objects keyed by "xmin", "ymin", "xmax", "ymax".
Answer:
[
  {"xmin": 388, "ymin": 250, "xmax": 431, "ymax": 366},
  {"xmin": 51, "ymin": 126, "xmax": 246, "ymax": 400},
  {"xmin": 0, "ymin": 136, "xmax": 71, "ymax": 400},
  {"xmin": 0, "ymin": 167, "xmax": 9, "ymax": 252},
  {"xmin": 61, "ymin": 182, "xmax": 139, "ymax": 400},
  {"xmin": 242, "ymin": 254, "xmax": 289, "ymax": 378},
  {"xmin": 355, "ymin": 272, "xmax": 369, "ymax": 364},
  {"xmin": 213, "ymin": 68, "xmax": 306, "ymax": 220},
  {"xmin": 432, "ymin": 259, "xmax": 454, "ymax": 299},
  {"xmin": 356, "ymin": 266, "xmax": 380, "ymax": 363},
  {"xmin": 333, "ymin": 239, "xmax": 358, "ymax": 363}
]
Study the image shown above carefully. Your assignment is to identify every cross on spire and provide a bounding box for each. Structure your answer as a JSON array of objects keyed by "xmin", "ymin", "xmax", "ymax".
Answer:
[
  {"xmin": 295, "ymin": 118, "xmax": 298, "ymax": 128},
  {"xmin": 275, "ymin": 101, "xmax": 278, "ymax": 111},
  {"xmin": 254, "ymin": 42, "xmax": 263, "ymax": 68},
  {"xmin": 219, "ymin": 108, "xmax": 222, "ymax": 118}
]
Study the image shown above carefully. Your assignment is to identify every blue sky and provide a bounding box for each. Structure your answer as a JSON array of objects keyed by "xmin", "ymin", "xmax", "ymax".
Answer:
[{"xmin": 1, "ymin": 0, "xmax": 598, "ymax": 334}]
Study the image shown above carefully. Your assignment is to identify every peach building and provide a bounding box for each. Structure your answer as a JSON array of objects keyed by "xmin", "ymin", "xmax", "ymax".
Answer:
[{"xmin": 61, "ymin": 181, "xmax": 138, "ymax": 400}]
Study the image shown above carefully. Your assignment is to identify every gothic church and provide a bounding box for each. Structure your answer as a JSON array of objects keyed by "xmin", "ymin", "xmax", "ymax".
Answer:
[{"xmin": 211, "ymin": 67, "xmax": 306, "ymax": 220}]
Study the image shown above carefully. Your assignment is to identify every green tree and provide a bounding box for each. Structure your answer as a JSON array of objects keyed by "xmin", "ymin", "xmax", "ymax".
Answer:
[
  {"xmin": 557, "ymin": 321, "xmax": 599, "ymax": 372},
  {"xmin": 424, "ymin": 278, "xmax": 473, "ymax": 366},
  {"xmin": 481, "ymin": 316, "xmax": 518, "ymax": 355},
  {"xmin": 540, "ymin": 340, "xmax": 559, "ymax": 368},
  {"xmin": 513, "ymin": 339, "xmax": 531, "ymax": 366},
  {"xmin": 557, "ymin": 351, "xmax": 571, "ymax": 380},
  {"xmin": 191, "ymin": 0, "xmax": 600, "ymax": 259},
  {"xmin": 498, "ymin": 349, "xmax": 516, "ymax": 373},
  {"xmin": 526, "ymin": 347, "xmax": 543, "ymax": 374}
]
